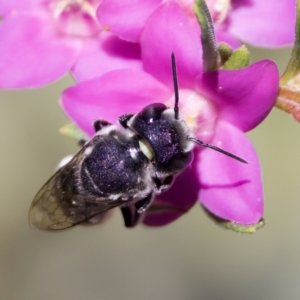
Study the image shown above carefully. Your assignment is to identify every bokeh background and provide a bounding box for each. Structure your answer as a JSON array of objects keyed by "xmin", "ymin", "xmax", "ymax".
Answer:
[{"xmin": 2, "ymin": 46, "xmax": 300, "ymax": 300}]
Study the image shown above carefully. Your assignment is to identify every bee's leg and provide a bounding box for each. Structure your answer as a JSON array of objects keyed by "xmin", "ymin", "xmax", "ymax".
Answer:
[
  {"xmin": 121, "ymin": 205, "xmax": 139, "ymax": 228},
  {"xmin": 135, "ymin": 193, "xmax": 153, "ymax": 214},
  {"xmin": 121, "ymin": 193, "xmax": 153, "ymax": 227},
  {"xmin": 79, "ymin": 119, "xmax": 111, "ymax": 145},
  {"xmin": 78, "ymin": 138, "xmax": 87, "ymax": 147},
  {"xmin": 93, "ymin": 119, "xmax": 112, "ymax": 132},
  {"xmin": 118, "ymin": 114, "xmax": 134, "ymax": 128},
  {"xmin": 154, "ymin": 175, "xmax": 174, "ymax": 193}
]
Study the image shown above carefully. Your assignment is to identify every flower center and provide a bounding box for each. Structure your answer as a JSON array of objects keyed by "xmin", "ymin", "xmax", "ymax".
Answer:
[
  {"xmin": 165, "ymin": 89, "xmax": 217, "ymax": 141},
  {"xmin": 178, "ymin": 0, "xmax": 231, "ymax": 25},
  {"xmin": 206, "ymin": 0, "xmax": 231, "ymax": 24},
  {"xmin": 49, "ymin": 0, "xmax": 101, "ymax": 37}
]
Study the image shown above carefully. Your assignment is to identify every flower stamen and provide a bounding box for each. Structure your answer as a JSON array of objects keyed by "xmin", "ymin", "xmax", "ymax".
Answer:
[{"xmin": 50, "ymin": 0, "xmax": 101, "ymax": 37}]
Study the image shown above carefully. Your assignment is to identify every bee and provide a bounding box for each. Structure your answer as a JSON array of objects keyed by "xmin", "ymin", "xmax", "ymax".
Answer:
[{"xmin": 29, "ymin": 53, "xmax": 247, "ymax": 230}]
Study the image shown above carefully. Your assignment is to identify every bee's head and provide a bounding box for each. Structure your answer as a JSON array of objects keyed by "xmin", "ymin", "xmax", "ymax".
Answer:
[
  {"xmin": 129, "ymin": 102, "xmax": 194, "ymax": 174},
  {"xmin": 128, "ymin": 53, "xmax": 247, "ymax": 175}
]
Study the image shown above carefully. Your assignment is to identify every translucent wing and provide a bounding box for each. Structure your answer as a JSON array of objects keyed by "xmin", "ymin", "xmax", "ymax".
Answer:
[{"xmin": 29, "ymin": 147, "xmax": 125, "ymax": 230}]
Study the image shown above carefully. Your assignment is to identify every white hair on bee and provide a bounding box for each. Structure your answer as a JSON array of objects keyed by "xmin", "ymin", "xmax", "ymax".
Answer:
[
  {"xmin": 84, "ymin": 146, "xmax": 94, "ymax": 156},
  {"xmin": 56, "ymin": 155, "xmax": 74, "ymax": 170}
]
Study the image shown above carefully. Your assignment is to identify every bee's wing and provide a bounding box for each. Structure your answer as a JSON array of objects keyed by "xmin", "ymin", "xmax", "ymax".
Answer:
[{"xmin": 29, "ymin": 150, "xmax": 125, "ymax": 231}]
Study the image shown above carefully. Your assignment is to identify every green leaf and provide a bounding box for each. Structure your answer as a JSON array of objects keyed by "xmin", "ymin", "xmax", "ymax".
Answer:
[
  {"xmin": 221, "ymin": 219, "xmax": 265, "ymax": 233},
  {"xmin": 280, "ymin": 0, "xmax": 300, "ymax": 86},
  {"xmin": 202, "ymin": 206, "xmax": 265, "ymax": 233},
  {"xmin": 194, "ymin": 0, "xmax": 217, "ymax": 71},
  {"xmin": 223, "ymin": 45, "xmax": 251, "ymax": 70},
  {"xmin": 276, "ymin": 0, "xmax": 300, "ymax": 121},
  {"xmin": 59, "ymin": 123, "xmax": 87, "ymax": 142},
  {"xmin": 218, "ymin": 42, "xmax": 233, "ymax": 65}
]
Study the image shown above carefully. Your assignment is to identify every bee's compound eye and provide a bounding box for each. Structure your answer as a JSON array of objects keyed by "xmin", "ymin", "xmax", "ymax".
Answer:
[{"xmin": 140, "ymin": 103, "xmax": 167, "ymax": 123}]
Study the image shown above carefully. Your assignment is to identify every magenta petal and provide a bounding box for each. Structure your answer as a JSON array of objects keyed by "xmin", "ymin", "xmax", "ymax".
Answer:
[
  {"xmin": 198, "ymin": 60, "xmax": 279, "ymax": 132},
  {"xmin": 198, "ymin": 121, "xmax": 263, "ymax": 224},
  {"xmin": 215, "ymin": 26, "xmax": 241, "ymax": 49},
  {"xmin": 0, "ymin": 0, "xmax": 42, "ymax": 16},
  {"xmin": 140, "ymin": 1, "xmax": 202, "ymax": 89},
  {"xmin": 61, "ymin": 69, "xmax": 172, "ymax": 137},
  {"xmin": 97, "ymin": 0, "xmax": 162, "ymax": 42},
  {"xmin": 229, "ymin": 0, "xmax": 296, "ymax": 47},
  {"xmin": 143, "ymin": 159, "xmax": 200, "ymax": 226},
  {"xmin": 0, "ymin": 12, "xmax": 81, "ymax": 88},
  {"xmin": 72, "ymin": 32, "xmax": 143, "ymax": 82}
]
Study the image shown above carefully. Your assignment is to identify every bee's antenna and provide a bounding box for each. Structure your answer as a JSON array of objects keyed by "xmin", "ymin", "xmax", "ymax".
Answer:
[
  {"xmin": 171, "ymin": 52, "xmax": 179, "ymax": 120},
  {"xmin": 188, "ymin": 137, "xmax": 248, "ymax": 164}
]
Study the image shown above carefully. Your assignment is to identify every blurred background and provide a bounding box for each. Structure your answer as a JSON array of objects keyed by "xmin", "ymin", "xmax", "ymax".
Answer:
[{"xmin": 1, "ymin": 46, "xmax": 300, "ymax": 300}]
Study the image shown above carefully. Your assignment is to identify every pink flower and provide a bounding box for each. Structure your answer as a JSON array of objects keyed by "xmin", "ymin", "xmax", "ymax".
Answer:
[
  {"xmin": 60, "ymin": 1, "xmax": 279, "ymax": 228},
  {"xmin": 0, "ymin": 0, "xmax": 142, "ymax": 88},
  {"xmin": 97, "ymin": 0, "xmax": 296, "ymax": 48}
]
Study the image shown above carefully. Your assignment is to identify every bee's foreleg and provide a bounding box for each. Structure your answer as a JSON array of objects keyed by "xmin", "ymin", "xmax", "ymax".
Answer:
[
  {"xmin": 120, "ymin": 193, "xmax": 153, "ymax": 227},
  {"xmin": 93, "ymin": 119, "xmax": 112, "ymax": 132}
]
